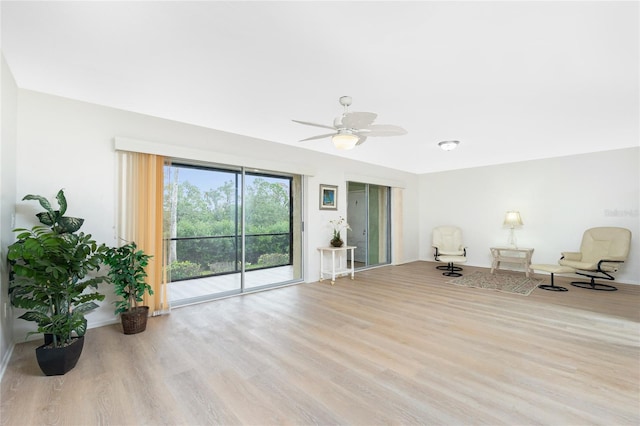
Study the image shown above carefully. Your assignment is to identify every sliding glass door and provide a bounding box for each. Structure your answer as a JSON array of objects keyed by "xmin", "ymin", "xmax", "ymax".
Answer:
[
  {"xmin": 346, "ymin": 182, "xmax": 391, "ymax": 268},
  {"xmin": 164, "ymin": 163, "xmax": 302, "ymax": 305},
  {"xmin": 243, "ymin": 173, "xmax": 300, "ymax": 290}
]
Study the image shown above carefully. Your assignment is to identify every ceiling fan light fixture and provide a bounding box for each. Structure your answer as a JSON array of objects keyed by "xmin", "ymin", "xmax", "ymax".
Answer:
[
  {"xmin": 293, "ymin": 96, "xmax": 406, "ymax": 149},
  {"xmin": 438, "ymin": 140, "xmax": 460, "ymax": 151},
  {"xmin": 332, "ymin": 133, "xmax": 359, "ymax": 150}
]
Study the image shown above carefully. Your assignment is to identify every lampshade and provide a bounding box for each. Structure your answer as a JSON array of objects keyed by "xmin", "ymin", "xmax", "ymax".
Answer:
[
  {"xmin": 438, "ymin": 140, "xmax": 459, "ymax": 151},
  {"xmin": 332, "ymin": 133, "xmax": 359, "ymax": 150},
  {"xmin": 503, "ymin": 211, "xmax": 523, "ymax": 227}
]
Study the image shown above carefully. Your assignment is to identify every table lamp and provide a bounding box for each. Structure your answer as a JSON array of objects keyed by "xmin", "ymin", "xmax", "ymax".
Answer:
[{"xmin": 504, "ymin": 211, "xmax": 523, "ymax": 248}]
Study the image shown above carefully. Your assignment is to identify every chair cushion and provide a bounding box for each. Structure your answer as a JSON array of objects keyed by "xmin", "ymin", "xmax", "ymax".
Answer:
[
  {"xmin": 580, "ymin": 227, "xmax": 631, "ymax": 262},
  {"xmin": 437, "ymin": 249, "xmax": 466, "ymax": 256},
  {"xmin": 530, "ymin": 264, "xmax": 575, "ymax": 274},
  {"xmin": 559, "ymin": 259, "xmax": 597, "ymax": 270},
  {"xmin": 437, "ymin": 255, "xmax": 467, "ymax": 264},
  {"xmin": 559, "ymin": 258, "xmax": 620, "ymax": 272}
]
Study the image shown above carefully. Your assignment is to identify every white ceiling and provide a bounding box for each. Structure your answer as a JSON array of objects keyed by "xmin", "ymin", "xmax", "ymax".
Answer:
[{"xmin": 2, "ymin": 1, "xmax": 638, "ymax": 174}]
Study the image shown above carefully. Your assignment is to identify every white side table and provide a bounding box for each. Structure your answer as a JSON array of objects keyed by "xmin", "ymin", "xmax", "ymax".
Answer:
[
  {"xmin": 490, "ymin": 247, "xmax": 534, "ymax": 277},
  {"xmin": 318, "ymin": 246, "xmax": 356, "ymax": 285}
]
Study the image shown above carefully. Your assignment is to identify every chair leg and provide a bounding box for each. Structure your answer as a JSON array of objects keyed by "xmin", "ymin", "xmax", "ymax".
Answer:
[
  {"xmin": 442, "ymin": 262, "xmax": 462, "ymax": 277},
  {"xmin": 571, "ymin": 277, "xmax": 617, "ymax": 291},
  {"xmin": 436, "ymin": 264, "xmax": 462, "ymax": 271},
  {"xmin": 538, "ymin": 273, "xmax": 568, "ymax": 292},
  {"xmin": 569, "ymin": 269, "xmax": 618, "ymax": 291}
]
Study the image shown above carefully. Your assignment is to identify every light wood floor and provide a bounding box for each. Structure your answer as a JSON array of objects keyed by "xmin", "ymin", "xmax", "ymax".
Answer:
[{"xmin": 2, "ymin": 262, "xmax": 639, "ymax": 425}]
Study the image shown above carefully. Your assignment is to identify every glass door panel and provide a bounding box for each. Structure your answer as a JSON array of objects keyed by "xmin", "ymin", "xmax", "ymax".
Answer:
[
  {"xmin": 243, "ymin": 173, "xmax": 298, "ymax": 290},
  {"xmin": 347, "ymin": 182, "xmax": 391, "ymax": 268},
  {"xmin": 368, "ymin": 184, "xmax": 390, "ymax": 265},
  {"xmin": 164, "ymin": 165, "xmax": 242, "ymax": 303}
]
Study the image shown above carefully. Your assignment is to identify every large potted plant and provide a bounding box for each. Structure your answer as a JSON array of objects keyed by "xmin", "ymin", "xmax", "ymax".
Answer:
[
  {"xmin": 7, "ymin": 189, "xmax": 108, "ymax": 376},
  {"xmin": 104, "ymin": 242, "xmax": 154, "ymax": 334}
]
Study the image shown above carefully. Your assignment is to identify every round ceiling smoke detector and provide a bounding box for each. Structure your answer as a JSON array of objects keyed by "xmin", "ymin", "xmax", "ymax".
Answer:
[{"xmin": 438, "ymin": 140, "xmax": 460, "ymax": 151}]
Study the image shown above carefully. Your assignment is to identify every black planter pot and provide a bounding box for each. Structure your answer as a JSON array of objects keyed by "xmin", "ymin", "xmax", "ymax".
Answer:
[{"xmin": 35, "ymin": 335, "xmax": 85, "ymax": 376}]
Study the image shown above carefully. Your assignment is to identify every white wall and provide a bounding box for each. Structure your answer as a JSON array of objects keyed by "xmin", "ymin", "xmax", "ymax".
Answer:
[
  {"xmin": 0, "ymin": 54, "xmax": 18, "ymax": 376},
  {"xmin": 12, "ymin": 89, "xmax": 420, "ymax": 341},
  {"xmin": 419, "ymin": 147, "xmax": 640, "ymax": 284}
]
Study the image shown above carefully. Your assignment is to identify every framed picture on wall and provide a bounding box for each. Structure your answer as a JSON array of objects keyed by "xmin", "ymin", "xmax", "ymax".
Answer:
[{"xmin": 319, "ymin": 184, "xmax": 338, "ymax": 210}]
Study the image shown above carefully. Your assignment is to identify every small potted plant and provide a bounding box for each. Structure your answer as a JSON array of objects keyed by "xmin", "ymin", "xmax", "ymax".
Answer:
[
  {"xmin": 329, "ymin": 216, "xmax": 351, "ymax": 247},
  {"xmin": 104, "ymin": 242, "xmax": 154, "ymax": 334},
  {"xmin": 7, "ymin": 189, "xmax": 108, "ymax": 375}
]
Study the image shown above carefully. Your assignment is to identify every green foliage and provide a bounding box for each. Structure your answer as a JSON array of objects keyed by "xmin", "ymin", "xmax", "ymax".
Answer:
[
  {"xmin": 163, "ymin": 171, "xmax": 293, "ymax": 280},
  {"xmin": 169, "ymin": 260, "xmax": 202, "ymax": 281},
  {"xmin": 245, "ymin": 177, "xmax": 290, "ymax": 229},
  {"xmin": 8, "ymin": 226, "xmax": 108, "ymax": 347},
  {"xmin": 208, "ymin": 261, "xmax": 236, "ymax": 274},
  {"xmin": 104, "ymin": 242, "xmax": 154, "ymax": 315},
  {"xmin": 7, "ymin": 190, "xmax": 108, "ymax": 348},
  {"xmin": 245, "ymin": 234, "xmax": 290, "ymax": 265},
  {"xmin": 256, "ymin": 253, "xmax": 290, "ymax": 267},
  {"xmin": 24, "ymin": 189, "xmax": 84, "ymax": 233}
]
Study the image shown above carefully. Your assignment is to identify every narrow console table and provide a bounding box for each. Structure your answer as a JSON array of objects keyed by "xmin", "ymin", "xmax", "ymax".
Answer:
[
  {"xmin": 318, "ymin": 246, "xmax": 356, "ymax": 285},
  {"xmin": 490, "ymin": 247, "xmax": 534, "ymax": 277}
]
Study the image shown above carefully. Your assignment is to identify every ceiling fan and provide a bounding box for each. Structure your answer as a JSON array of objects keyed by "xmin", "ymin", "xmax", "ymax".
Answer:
[{"xmin": 292, "ymin": 96, "xmax": 407, "ymax": 150}]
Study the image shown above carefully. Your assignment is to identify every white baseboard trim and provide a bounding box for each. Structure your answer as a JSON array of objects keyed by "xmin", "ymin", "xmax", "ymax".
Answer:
[
  {"xmin": 0, "ymin": 342, "xmax": 15, "ymax": 384},
  {"xmin": 89, "ymin": 318, "xmax": 121, "ymax": 329}
]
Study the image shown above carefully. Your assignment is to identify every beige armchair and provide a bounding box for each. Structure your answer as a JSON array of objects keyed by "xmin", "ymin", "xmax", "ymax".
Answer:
[
  {"xmin": 558, "ymin": 227, "xmax": 631, "ymax": 291},
  {"xmin": 433, "ymin": 226, "xmax": 467, "ymax": 277}
]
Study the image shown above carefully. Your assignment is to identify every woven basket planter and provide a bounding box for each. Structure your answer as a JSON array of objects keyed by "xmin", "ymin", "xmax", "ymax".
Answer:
[{"xmin": 121, "ymin": 306, "xmax": 149, "ymax": 335}]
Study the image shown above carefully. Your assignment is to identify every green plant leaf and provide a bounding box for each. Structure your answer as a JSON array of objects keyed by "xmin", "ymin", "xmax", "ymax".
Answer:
[
  {"xmin": 56, "ymin": 189, "xmax": 67, "ymax": 216},
  {"xmin": 22, "ymin": 194, "xmax": 53, "ymax": 214},
  {"xmin": 36, "ymin": 212, "xmax": 56, "ymax": 226},
  {"xmin": 74, "ymin": 317, "xmax": 88, "ymax": 337},
  {"xmin": 57, "ymin": 216, "xmax": 84, "ymax": 233},
  {"xmin": 19, "ymin": 311, "xmax": 50, "ymax": 323},
  {"xmin": 74, "ymin": 301, "xmax": 100, "ymax": 315}
]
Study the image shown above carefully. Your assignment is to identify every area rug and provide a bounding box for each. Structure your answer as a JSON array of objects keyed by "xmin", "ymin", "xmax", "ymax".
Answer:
[{"xmin": 448, "ymin": 271, "xmax": 542, "ymax": 296}]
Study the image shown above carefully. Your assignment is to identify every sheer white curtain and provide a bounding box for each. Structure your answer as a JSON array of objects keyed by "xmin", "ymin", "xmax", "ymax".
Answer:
[
  {"xmin": 116, "ymin": 151, "xmax": 170, "ymax": 316},
  {"xmin": 391, "ymin": 187, "xmax": 404, "ymax": 265}
]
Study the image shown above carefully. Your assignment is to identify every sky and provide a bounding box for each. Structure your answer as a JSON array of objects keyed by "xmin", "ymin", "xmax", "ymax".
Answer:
[{"xmin": 166, "ymin": 164, "xmax": 289, "ymax": 194}]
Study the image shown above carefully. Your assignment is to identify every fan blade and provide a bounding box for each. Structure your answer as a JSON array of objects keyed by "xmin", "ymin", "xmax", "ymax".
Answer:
[
  {"xmin": 292, "ymin": 119, "xmax": 336, "ymax": 131},
  {"xmin": 364, "ymin": 124, "xmax": 407, "ymax": 137},
  {"xmin": 355, "ymin": 136, "xmax": 368, "ymax": 146},
  {"xmin": 341, "ymin": 112, "xmax": 377, "ymax": 130},
  {"xmin": 299, "ymin": 133, "xmax": 335, "ymax": 142}
]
